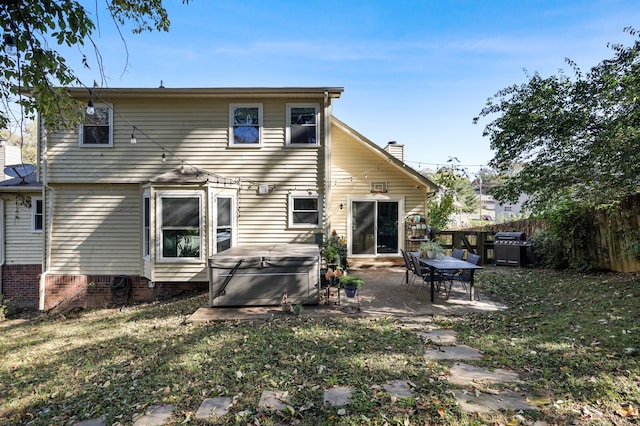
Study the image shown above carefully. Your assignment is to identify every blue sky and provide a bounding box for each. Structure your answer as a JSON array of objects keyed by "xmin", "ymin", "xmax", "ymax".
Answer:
[{"xmin": 68, "ymin": 0, "xmax": 640, "ymax": 176}]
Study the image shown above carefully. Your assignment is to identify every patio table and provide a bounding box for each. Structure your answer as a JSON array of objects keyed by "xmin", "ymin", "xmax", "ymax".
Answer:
[{"xmin": 419, "ymin": 255, "xmax": 483, "ymax": 302}]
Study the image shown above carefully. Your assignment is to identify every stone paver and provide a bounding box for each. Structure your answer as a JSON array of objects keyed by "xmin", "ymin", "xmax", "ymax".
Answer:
[
  {"xmin": 195, "ymin": 397, "xmax": 233, "ymax": 420},
  {"xmin": 452, "ymin": 390, "xmax": 539, "ymax": 413},
  {"xmin": 132, "ymin": 405, "xmax": 174, "ymax": 426},
  {"xmin": 416, "ymin": 329, "xmax": 457, "ymax": 346},
  {"xmin": 424, "ymin": 344, "xmax": 483, "ymax": 360},
  {"xmin": 323, "ymin": 386, "xmax": 352, "ymax": 407},
  {"xmin": 258, "ymin": 390, "xmax": 290, "ymax": 411},
  {"xmin": 448, "ymin": 363, "xmax": 521, "ymax": 386},
  {"xmin": 383, "ymin": 380, "xmax": 414, "ymax": 398}
]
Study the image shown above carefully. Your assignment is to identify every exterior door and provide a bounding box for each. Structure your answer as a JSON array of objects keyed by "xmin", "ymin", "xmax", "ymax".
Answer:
[
  {"xmin": 213, "ymin": 191, "xmax": 237, "ymax": 253},
  {"xmin": 351, "ymin": 200, "xmax": 399, "ymax": 255}
]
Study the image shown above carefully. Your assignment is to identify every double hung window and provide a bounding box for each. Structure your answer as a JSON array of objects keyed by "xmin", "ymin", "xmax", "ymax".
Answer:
[
  {"xmin": 289, "ymin": 193, "xmax": 320, "ymax": 228},
  {"xmin": 80, "ymin": 104, "xmax": 113, "ymax": 146},
  {"xmin": 286, "ymin": 104, "xmax": 319, "ymax": 145},
  {"xmin": 229, "ymin": 104, "xmax": 263, "ymax": 146},
  {"xmin": 32, "ymin": 197, "xmax": 43, "ymax": 232}
]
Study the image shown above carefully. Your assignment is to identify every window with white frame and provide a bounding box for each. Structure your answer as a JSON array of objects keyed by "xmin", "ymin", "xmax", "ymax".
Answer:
[
  {"xmin": 80, "ymin": 104, "xmax": 113, "ymax": 146},
  {"xmin": 32, "ymin": 197, "xmax": 43, "ymax": 232},
  {"xmin": 229, "ymin": 103, "xmax": 263, "ymax": 146},
  {"xmin": 286, "ymin": 104, "xmax": 319, "ymax": 145},
  {"xmin": 158, "ymin": 193, "xmax": 202, "ymax": 260},
  {"xmin": 143, "ymin": 193, "xmax": 150, "ymax": 258},
  {"xmin": 289, "ymin": 193, "xmax": 320, "ymax": 228}
]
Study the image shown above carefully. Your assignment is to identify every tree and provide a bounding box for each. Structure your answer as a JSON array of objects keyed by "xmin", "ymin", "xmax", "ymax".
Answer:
[
  {"xmin": 0, "ymin": 1, "xmax": 187, "ymax": 131},
  {"xmin": 474, "ymin": 28, "xmax": 640, "ymax": 213}
]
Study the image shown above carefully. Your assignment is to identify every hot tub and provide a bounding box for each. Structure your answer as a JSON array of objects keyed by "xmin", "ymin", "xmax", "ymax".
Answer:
[{"xmin": 208, "ymin": 243, "xmax": 320, "ymax": 307}]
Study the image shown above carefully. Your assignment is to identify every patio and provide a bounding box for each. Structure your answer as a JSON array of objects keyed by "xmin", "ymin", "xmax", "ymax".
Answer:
[{"xmin": 187, "ymin": 264, "xmax": 507, "ymax": 323}]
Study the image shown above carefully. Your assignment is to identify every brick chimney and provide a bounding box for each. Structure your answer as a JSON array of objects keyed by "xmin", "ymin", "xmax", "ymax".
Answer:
[{"xmin": 384, "ymin": 141, "xmax": 404, "ymax": 162}]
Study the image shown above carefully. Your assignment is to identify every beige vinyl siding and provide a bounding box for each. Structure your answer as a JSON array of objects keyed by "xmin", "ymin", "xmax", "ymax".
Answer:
[
  {"xmin": 48, "ymin": 184, "xmax": 141, "ymax": 274},
  {"xmin": 45, "ymin": 97, "xmax": 325, "ymax": 184},
  {"xmin": 330, "ymin": 122, "xmax": 428, "ymax": 247},
  {"xmin": 2, "ymin": 193, "xmax": 42, "ymax": 264}
]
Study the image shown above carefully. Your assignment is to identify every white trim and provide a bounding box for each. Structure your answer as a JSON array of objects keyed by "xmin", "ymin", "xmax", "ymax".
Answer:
[
  {"xmin": 288, "ymin": 191, "xmax": 322, "ymax": 229},
  {"xmin": 155, "ymin": 190, "xmax": 204, "ymax": 263},
  {"xmin": 347, "ymin": 195, "xmax": 405, "ymax": 257},
  {"xmin": 31, "ymin": 196, "xmax": 43, "ymax": 233},
  {"xmin": 142, "ymin": 191, "xmax": 151, "ymax": 260},
  {"xmin": 79, "ymin": 103, "xmax": 114, "ymax": 147},
  {"xmin": 229, "ymin": 103, "xmax": 263, "ymax": 147},
  {"xmin": 286, "ymin": 103, "xmax": 320, "ymax": 146}
]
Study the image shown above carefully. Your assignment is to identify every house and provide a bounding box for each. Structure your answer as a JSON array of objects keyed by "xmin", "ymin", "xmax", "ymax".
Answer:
[
  {"xmin": 3, "ymin": 87, "xmax": 436, "ymax": 312},
  {"xmin": 494, "ymin": 194, "xmax": 529, "ymax": 222}
]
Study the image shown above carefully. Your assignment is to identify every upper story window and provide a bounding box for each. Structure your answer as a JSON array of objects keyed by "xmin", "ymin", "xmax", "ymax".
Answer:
[
  {"xmin": 32, "ymin": 197, "xmax": 43, "ymax": 232},
  {"xmin": 286, "ymin": 104, "xmax": 319, "ymax": 146},
  {"xmin": 288, "ymin": 192, "xmax": 321, "ymax": 228},
  {"xmin": 229, "ymin": 103, "xmax": 263, "ymax": 147},
  {"xmin": 80, "ymin": 104, "xmax": 113, "ymax": 147}
]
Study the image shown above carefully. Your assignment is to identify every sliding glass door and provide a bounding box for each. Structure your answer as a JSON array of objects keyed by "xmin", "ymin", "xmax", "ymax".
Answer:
[{"xmin": 351, "ymin": 200, "xmax": 399, "ymax": 255}]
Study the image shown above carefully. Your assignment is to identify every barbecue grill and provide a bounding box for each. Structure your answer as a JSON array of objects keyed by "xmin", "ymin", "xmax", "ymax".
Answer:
[{"xmin": 494, "ymin": 232, "xmax": 531, "ymax": 267}]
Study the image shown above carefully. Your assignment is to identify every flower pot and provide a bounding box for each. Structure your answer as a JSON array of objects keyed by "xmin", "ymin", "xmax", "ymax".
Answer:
[{"xmin": 344, "ymin": 285, "xmax": 358, "ymax": 298}]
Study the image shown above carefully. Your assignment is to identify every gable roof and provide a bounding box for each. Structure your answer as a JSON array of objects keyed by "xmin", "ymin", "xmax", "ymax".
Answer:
[
  {"xmin": 330, "ymin": 116, "xmax": 439, "ymax": 192},
  {"xmin": 147, "ymin": 166, "xmax": 237, "ymax": 185}
]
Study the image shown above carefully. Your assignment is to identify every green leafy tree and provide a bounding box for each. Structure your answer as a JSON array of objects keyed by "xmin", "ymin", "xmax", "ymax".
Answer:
[
  {"xmin": 0, "ymin": 1, "xmax": 187, "ymax": 131},
  {"xmin": 474, "ymin": 28, "xmax": 640, "ymax": 213}
]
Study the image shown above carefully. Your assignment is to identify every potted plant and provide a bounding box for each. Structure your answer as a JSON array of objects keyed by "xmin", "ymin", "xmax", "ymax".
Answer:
[
  {"xmin": 420, "ymin": 240, "xmax": 445, "ymax": 259},
  {"xmin": 281, "ymin": 292, "xmax": 292, "ymax": 313},
  {"xmin": 338, "ymin": 274, "xmax": 364, "ymax": 298}
]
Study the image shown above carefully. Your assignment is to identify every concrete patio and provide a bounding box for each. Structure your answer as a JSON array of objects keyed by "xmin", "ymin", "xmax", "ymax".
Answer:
[{"xmin": 187, "ymin": 264, "xmax": 507, "ymax": 323}]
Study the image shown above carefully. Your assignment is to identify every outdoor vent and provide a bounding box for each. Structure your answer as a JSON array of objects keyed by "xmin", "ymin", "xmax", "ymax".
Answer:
[{"xmin": 370, "ymin": 181, "xmax": 388, "ymax": 193}]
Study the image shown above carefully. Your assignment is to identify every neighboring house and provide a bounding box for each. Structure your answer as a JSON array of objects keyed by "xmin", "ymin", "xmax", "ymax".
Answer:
[
  {"xmin": 1, "ymin": 142, "xmax": 22, "ymax": 180},
  {"xmin": 5, "ymin": 87, "xmax": 436, "ymax": 312},
  {"xmin": 494, "ymin": 194, "xmax": 529, "ymax": 222}
]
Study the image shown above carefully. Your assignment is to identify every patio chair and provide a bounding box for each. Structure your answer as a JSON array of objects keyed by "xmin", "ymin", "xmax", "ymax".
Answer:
[
  {"xmin": 400, "ymin": 249, "xmax": 417, "ymax": 288},
  {"xmin": 445, "ymin": 252, "xmax": 481, "ymax": 299},
  {"xmin": 411, "ymin": 253, "xmax": 447, "ymax": 298},
  {"xmin": 451, "ymin": 248, "xmax": 464, "ymax": 260}
]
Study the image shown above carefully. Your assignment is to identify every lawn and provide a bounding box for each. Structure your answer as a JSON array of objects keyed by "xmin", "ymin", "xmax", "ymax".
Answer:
[{"xmin": 0, "ymin": 267, "xmax": 638, "ymax": 425}]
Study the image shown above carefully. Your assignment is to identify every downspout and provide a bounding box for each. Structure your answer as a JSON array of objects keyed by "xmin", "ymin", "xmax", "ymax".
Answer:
[
  {"xmin": 323, "ymin": 91, "xmax": 332, "ymax": 239},
  {"xmin": 38, "ymin": 120, "xmax": 51, "ymax": 311},
  {"xmin": 0, "ymin": 198, "xmax": 4, "ymax": 296}
]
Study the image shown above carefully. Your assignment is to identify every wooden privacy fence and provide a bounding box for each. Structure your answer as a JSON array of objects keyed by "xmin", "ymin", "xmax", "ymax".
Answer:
[
  {"xmin": 436, "ymin": 231, "xmax": 495, "ymax": 265},
  {"xmin": 456, "ymin": 193, "xmax": 640, "ymax": 272}
]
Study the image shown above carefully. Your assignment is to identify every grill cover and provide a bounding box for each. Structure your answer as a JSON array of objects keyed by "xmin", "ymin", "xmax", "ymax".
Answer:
[{"xmin": 208, "ymin": 244, "xmax": 320, "ymax": 307}]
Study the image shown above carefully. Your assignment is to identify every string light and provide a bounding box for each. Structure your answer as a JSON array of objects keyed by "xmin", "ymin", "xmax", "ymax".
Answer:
[
  {"xmin": 130, "ymin": 126, "xmax": 137, "ymax": 144},
  {"xmin": 161, "ymin": 152, "xmax": 166, "ymax": 163},
  {"xmin": 3, "ymin": 34, "xmax": 17, "ymax": 56},
  {"xmin": 86, "ymin": 89, "xmax": 95, "ymax": 115}
]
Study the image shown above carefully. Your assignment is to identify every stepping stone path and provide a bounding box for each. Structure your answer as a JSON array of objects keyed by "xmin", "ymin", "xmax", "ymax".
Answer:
[
  {"xmin": 414, "ymin": 323, "xmax": 541, "ymax": 417},
  {"xmin": 75, "ymin": 324, "xmax": 539, "ymax": 425}
]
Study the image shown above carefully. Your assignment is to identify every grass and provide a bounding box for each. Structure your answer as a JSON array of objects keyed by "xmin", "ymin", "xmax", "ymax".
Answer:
[{"xmin": 0, "ymin": 267, "xmax": 639, "ymax": 425}]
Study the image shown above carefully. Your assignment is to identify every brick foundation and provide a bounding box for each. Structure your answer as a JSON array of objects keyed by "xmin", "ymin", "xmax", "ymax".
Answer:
[
  {"xmin": 43, "ymin": 274, "xmax": 207, "ymax": 312},
  {"xmin": 1, "ymin": 264, "xmax": 42, "ymax": 310}
]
